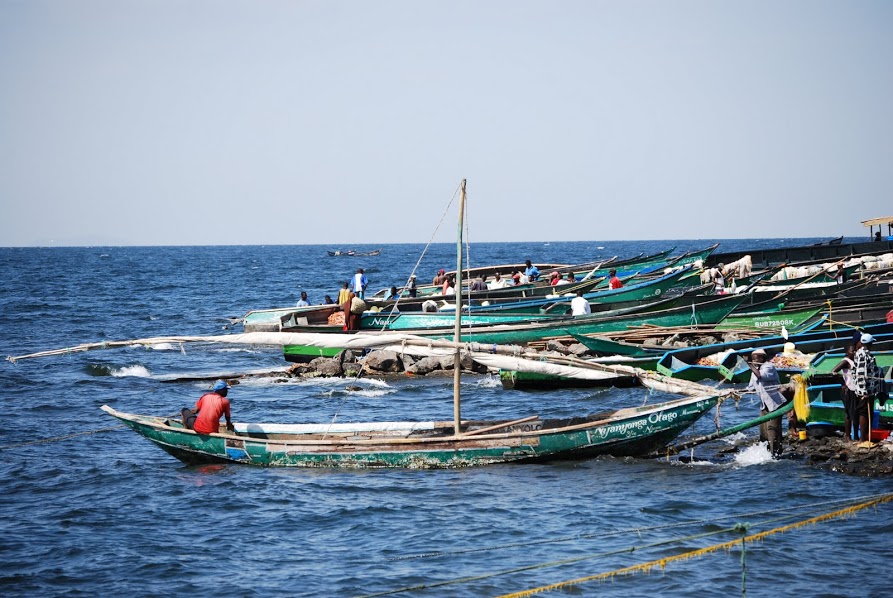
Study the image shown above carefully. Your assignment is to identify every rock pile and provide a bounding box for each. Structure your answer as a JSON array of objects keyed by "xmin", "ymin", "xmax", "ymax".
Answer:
[
  {"xmin": 285, "ymin": 349, "xmax": 491, "ymax": 379},
  {"xmin": 784, "ymin": 435, "xmax": 893, "ymax": 477}
]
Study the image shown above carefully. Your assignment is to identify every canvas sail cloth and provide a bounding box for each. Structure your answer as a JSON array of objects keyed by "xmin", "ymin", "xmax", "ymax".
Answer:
[{"xmin": 7, "ymin": 331, "xmax": 716, "ymax": 395}]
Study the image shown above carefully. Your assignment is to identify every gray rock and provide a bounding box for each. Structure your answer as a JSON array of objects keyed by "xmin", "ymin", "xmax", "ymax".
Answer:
[
  {"xmin": 363, "ymin": 350, "xmax": 404, "ymax": 373},
  {"xmin": 545, "ymin": 340, "xmax": 569, "ymax": 354},
  {"xmin": 406, "ymin": 356, "xmax": 443, "ymax": 375},
  {"xmin": 567, "ymin": 343, "xmax": 589, "ymax": 356},
  {"xmin": 309, "ymin": 357, "xmax": 343, "ymax": 377}
]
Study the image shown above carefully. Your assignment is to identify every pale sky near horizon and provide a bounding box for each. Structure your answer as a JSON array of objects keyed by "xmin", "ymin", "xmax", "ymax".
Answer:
[{"xmin": 1, "ymin": 1, "xmax": 891, "ymax": 247}]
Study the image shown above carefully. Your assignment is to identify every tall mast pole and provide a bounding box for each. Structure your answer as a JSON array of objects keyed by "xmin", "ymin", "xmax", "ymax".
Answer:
[{"xmin": 453, "ymin": 179, "xmax": 466, "ymax": 435}]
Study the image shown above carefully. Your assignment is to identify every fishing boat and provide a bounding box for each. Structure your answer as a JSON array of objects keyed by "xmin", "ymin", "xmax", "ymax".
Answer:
[
  {"xmin": 803, "ymin": 355, "xmax": 893, "ymax": 436},
  {"xmin": 327, "ymin": 249, "xmax": 382, "ymax": 257},
  {"xmin": 281, "ymin": 292, "xmax": 746, "ymax": 361},
  {"xmin": 100, "ymin": 392, "xmax": 720, "ymax": 467},
  {"xmin": 707, "ymin": 234, "xmax": 893, "ymax": 269},
  {"xmin": 655, "ymin": 323, "xmax": 893, "ymax": 383},
  {"xmin": 100, "ymin": 180, "xmax": 722, "ymax": 468}
]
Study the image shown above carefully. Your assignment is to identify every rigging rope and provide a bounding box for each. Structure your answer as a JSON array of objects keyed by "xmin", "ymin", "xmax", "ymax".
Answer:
[{"xmin": 323, "ymin": 183, "xmax": 464, "ymax": 438}]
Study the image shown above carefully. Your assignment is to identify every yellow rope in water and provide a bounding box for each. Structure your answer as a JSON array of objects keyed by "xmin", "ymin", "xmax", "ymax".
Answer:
[{"xmin": 497, "ymin": 493, "xmax": 893, "ymax": 598}]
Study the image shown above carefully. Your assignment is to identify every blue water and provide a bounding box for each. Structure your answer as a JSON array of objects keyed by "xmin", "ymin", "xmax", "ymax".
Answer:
[{"xmin": 1, "ymin": 239, "xmax": 890, "ymax": 597}]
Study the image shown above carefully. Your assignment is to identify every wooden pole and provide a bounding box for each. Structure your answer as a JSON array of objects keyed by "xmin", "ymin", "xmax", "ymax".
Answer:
[{"xmin": 453, "ymin": 179, "xmax": 467, "ymax": 435}]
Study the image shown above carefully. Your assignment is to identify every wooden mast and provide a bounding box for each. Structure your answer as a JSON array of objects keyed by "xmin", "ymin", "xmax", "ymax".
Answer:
[{"xmin": 453, "ymin": 179, "xmax": 466, "ymax": 434}]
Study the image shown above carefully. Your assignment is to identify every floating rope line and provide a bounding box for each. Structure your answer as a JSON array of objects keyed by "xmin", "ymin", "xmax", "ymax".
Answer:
[
  {"xmin": 360, "ymin": 496, "xmax": 893, "ymax": 596},
  {"xmin": 0, "ymin": 412, "xmax": 182, "ymax": 451},
  {"xmin": 0, "ymin": 425, "xmax": 127, "ymax": 450},
  {"xmin": 364, "ymin": 504, "xmax": 880, "ymax": 598},
  {"xmin": 385, "ymin": 492, "xmax": 890, "ymax": 562},
  {"xmin": 496, "ymin": 493, "xmax": 893, "ymax": 598}
]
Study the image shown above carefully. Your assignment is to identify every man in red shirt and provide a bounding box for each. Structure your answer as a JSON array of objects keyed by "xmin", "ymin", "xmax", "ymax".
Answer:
[
  {"xmin": 188, "ymin": 380, "xmax": 234, "ymax": 434},
  {"xmin": 608, "ymin": 269, "xmax": 623, "ymax": 289}
]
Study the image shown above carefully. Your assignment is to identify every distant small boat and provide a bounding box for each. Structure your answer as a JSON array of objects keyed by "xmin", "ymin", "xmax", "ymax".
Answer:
[{"xmin": 327, "ymin": 249, "xmax": 381, "ymax": 257}]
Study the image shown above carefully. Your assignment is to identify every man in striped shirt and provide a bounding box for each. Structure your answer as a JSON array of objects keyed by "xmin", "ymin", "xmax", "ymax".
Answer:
[{"xmin": 854, "ymin": 333, "xmax": 881, "ymax": 442}]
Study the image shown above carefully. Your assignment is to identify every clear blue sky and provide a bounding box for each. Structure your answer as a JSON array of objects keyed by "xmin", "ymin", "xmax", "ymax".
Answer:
[{"xmin": 1, "ymin": 1, "xmax": 891, "ymax": 246}]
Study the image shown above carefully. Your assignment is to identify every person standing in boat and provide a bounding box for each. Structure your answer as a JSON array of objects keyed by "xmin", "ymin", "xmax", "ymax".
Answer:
[
  {"xmin": 745, "ymin": 348, "xmax": 787, "ymax": 457},
  {"xmin": 608, "ymin": 269, "xmax": 623, "ymax": 289},
  {"xmin": 831, "ymin": 344, "xmax": 859, "ymax": 441},
  {"xmin": 854, "ymin": 333, "xmax": 882, "ymax": 442},
  {"xmin": 524, "ymin": 260, "xmax": 540, "ymax": 282},
  {"xmin": 407, "ymin": 274, "xmax": 418, "ymax": 298},
  {"xmin": 343, "ymin": 291, "xmax": 366, "ymax": 331},
  {"xmin": 183, "ymin": 380, "xmax": 234, "ymax": 435},
  {"xmin": 570, "ymin": 289, "xmax": 591, "ymax": 316},
  {"xmin": 351, "ymin": 268, "xmax": 369, "ymax": 299},
  {"xmin": 712, "ymin": 265, "xmax": 726, "ymax": 294},
  {"xmin": 337, "ymin": 282, "xmax": 351, "ymax": 306},
  {"xmin": 433, "ymin": 269, "xmax": 447, "ymax": 286},
  {"xmin": 296, "ymin": 291, "xmax": 309, "ymax": 307}
]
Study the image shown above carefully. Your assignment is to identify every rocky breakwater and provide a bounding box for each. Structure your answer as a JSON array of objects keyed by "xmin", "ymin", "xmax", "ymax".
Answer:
[
  {"xmin": 285, "ymin": 349, "xmax": 491, "ymax": 379},
  {"xmin": 784, "ymin": 435, "xmax": 893, "ymax": 476}
]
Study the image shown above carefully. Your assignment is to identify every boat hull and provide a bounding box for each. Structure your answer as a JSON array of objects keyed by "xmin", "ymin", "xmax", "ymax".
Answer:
[{"xmin": 102, "ymin": 395, "xmax": 718, "ymax": 468}]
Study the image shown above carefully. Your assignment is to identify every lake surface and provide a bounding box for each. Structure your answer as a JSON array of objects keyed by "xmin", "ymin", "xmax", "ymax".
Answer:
[{"xmin": 1, "ymin": 239, "xmax": 890, "ymax": 597}]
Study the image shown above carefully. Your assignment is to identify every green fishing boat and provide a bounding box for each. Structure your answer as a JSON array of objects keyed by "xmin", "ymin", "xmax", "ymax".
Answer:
[
  {"xmin": 804, "ymin": 380, "xmax": 893, "ymax": 434},
  {"xmin": 101, "ymin": 393, "xmax": 720, "ymax": 468},
  {"xmin": 715, "ymin": 305, "xmax": 824, "ymax": 334},
  {"xmin": 282, "ymin": 294, "xmax": 746, "ymax": 361},
  {"xmin": 442, "ymin": 294, "xmax": 746, "ymax": 346}
]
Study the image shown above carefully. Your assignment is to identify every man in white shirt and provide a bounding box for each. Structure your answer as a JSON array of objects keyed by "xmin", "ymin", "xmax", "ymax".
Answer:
[
  {"xmin": 488, "ymin": 272, "xmax": 508, "ymax": 289},
  {"xmin": 570, "ymin": 290, "xmax": 590, "ymax": 315}
]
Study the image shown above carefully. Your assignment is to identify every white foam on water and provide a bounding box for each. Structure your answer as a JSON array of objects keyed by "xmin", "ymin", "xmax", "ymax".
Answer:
[
  {"xmin": 351, "ymin": 388, "xmax": 393, "ymax": 398},
  {"xmin": 734, "ymin": 442, "xmax": 775, "ymax": 466},
  {"xmin": 474, "ymin": 375, "xmax": 502, "ymax": 388},
  {"xmin": 111, "ymin": 365, "xmax": 152, "ymax": 378},
  {"xmin": 148, "ymin": 343, "xmax": 177, "ymax": 351}
]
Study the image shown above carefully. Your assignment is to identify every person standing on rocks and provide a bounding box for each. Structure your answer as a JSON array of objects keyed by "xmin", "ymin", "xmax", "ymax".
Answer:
[
  {"xmin": 831, "ymin": 344, "xmax": 859, "ymax": 441},
  {"xmin": 854, "ymin": 333, "xmax": 882, "ymax": 442},
  {"xmin": 745, "ymin": 348, "xmax": 786, "ymax": 457}
]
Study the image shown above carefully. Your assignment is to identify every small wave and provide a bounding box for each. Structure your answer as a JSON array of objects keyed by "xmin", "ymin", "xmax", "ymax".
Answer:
[
  {"xmin": 734, "ymin": 442, "xmax": 774, "ymax": 466},
  {"xmin": 597, "ymin": 246, "xmax": 605, "ymax": 250},
  {"xmin": 148, "ymin": 343, "xmax": 179, "ymax": 351},
  {"xmin": 350, "ymin": 389, "xmax": 392, "ymax": 398},
  {"xmin": 475, "ymin": 375, "xmax": 502, "ymax": 388},
  {"xmin": 111, "ymin": 365, "xmax": 152, "ymax": 378},
  {"xmin": 148, "ymin": 315, "xmax": 160, "ymax": 321}
]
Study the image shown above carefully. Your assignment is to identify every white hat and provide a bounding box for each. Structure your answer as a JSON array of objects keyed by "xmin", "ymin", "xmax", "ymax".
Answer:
[
  {"xmin": 751, "ymin": 348, "xmax": 767, "ymax": 357},
  {"xmin": 861, "ymin": 333, "xmax": 875, "ymax": 344}
]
